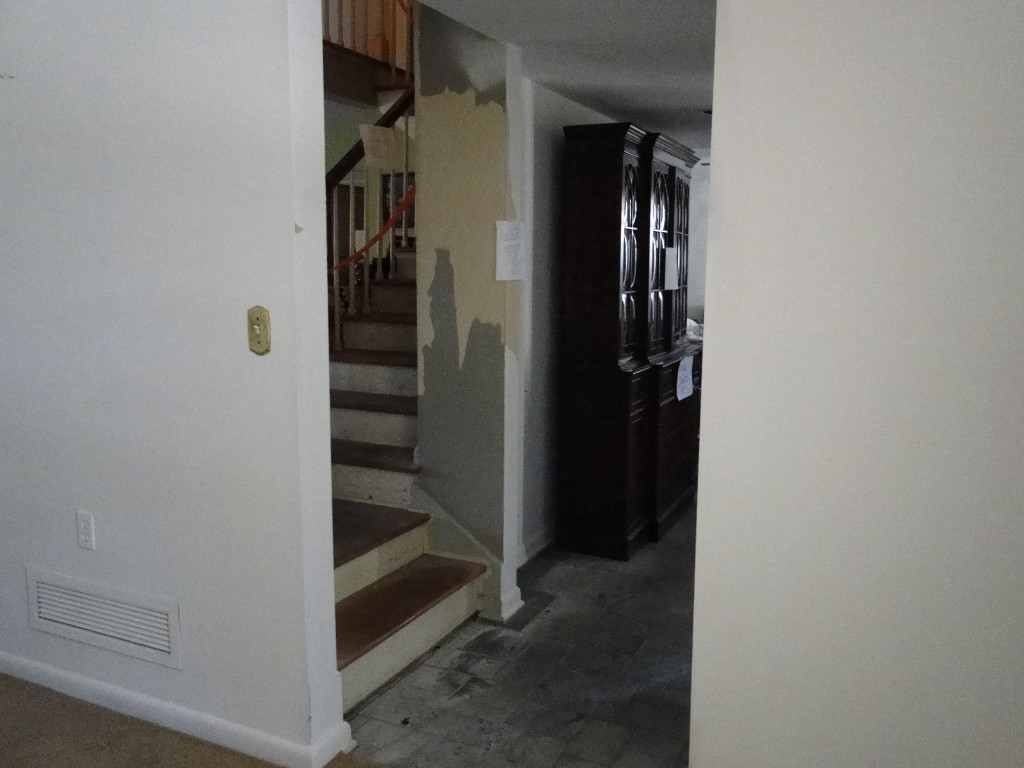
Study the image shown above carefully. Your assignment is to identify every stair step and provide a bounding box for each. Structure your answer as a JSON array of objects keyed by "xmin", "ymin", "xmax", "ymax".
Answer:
[
  {"xmin": 342, "ymin": 317, "xmax": 416, "ymax": 353},
  {"xmin": 331, "ymin": 407, "xmax": 416, "ymax": 447},
  {"xmin": 330, "ymin": 390, "xmax": 417, "ymax": 415},
  {"xmin": 345, "ymin": 311, "xmax": 415, "ymax": 325},
  {"xmin": 330, "ymin": 391, "xmax": 417, "ymax": 445},
  {"xmin": 333, "ymin": 500, "xmax": 430, "ymax": 601},
  {"xmin": 332, "ymin": 464, "xmax": 414, "ymax": 506},
  {"xmin": 369, "ymin": 281, "xmax": 415, "ymax": 313},
  {"xmin": 330, "ymin": 349, "xmax": 416, "ymax": 368},
  {"xmin": 332, "ymin": 439, "xmax": 419, "ymax": 473},
  {"xmin": 333, "ymin": 499, "xmax": 429, "ymax": 568},
  {"xmin": 330, "ymin": 359, "xmax": 417, "ymax": 398},
  {"xmin": 335, "ymin": 554, "xmax": 486, "ymax": 670},
  {"xmin": 392, "ymin": 250, "xmax": 416, "ymax": 281}
]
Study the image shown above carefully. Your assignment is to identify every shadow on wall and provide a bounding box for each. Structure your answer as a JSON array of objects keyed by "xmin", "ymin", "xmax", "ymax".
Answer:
[{"xmin": 419, "ymin": 250, "xmax": 504, "ymax": 557}]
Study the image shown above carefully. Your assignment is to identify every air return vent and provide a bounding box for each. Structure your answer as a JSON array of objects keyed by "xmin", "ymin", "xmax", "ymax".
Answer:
[{"xmin": 27, "ymin": 569, "xmax": 181, "ymax": 669}]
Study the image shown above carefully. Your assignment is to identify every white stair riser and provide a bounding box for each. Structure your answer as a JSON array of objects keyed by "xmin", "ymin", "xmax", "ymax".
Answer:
[
  {"xmin": 330, "ymin": 362, "xmax": 417, "ymax": 397},
  {"xmin": 332, "ymin": 464, "xmax": 414, "ymax": 507},
  {"xmin": 340, "ymin": 579, "xmax": 482, "ymax": 711},
  {"xmin": 331, "ymin": 408, "xmax": 417, "ymax": 448},
  {"xmin": 334, "ymin": 526, "xmax": 427, "ymax": 602},
  {"xmin": 343, "ymin": 321, "xmax": 416, "ymax": 353},
  {"xmin": 370, "ymin": 284, "xmax": 415, "ymax": 313}
]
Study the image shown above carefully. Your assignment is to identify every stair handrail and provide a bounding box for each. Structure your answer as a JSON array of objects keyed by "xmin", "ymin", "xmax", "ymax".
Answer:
[
  {"xmin": 329, "ymin": 185, "xmax": 416, "ymax": 274},
  {"xmin": 326, "ymin": 85, "xmax": 415, "ymax": 351},
  {"xmin": 326, "ymin": 87, "xmax": 414, "ymax": 190}
]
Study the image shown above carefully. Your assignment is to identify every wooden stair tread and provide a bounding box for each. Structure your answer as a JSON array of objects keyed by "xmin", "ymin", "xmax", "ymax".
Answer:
[
  {"xmin": 331, "ymin": 439, "xmax": 420, "ymax": 473},
  {"xmin": 330, "ymin": 349, "xmax": 416, "ymax": 368},
  {"xmin": 343, "ymin": 311, "xmax": 416, "ymax": 325},
  {"xmin": 335, "ymin": 554, "xmax": 486, "ymax": 669},
  {"xmin": 332, "ymin": 499, "xmax": 429, "ymax": 568},
  {"xmin": 330, "ymin": 389, "xmax": 417, "ymax": 415}
]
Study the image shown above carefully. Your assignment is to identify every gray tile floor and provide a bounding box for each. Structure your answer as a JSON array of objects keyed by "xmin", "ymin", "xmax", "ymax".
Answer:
[{"xmin": 349, "ymin": 507, "xmax": 696, "ymax": 768}]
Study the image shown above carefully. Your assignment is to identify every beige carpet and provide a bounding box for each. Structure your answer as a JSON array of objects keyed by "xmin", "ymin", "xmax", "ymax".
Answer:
[{"xmin": 0, "ymin": 673, "xmax": 376, "ymax": 768}]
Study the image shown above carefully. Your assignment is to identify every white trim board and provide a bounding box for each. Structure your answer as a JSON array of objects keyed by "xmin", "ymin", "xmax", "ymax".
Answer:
[{"xmin": 0, "ymin": 651, "xmax": 354, "ymax": 768}]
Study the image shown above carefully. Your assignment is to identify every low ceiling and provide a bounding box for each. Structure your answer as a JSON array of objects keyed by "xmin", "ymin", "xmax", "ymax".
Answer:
[{"xmin": 421, "ymin": 0, "xmax": 717, "ymax": 150}]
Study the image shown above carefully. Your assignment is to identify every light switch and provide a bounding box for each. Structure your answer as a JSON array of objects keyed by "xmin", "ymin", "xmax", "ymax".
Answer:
[{"xmin": 248, "ymin": 306, "xmax": 270, "ymax": 355}]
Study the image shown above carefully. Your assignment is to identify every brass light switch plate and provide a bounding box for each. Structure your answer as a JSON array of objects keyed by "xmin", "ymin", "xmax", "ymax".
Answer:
[{"xmin": 248, "ymin": 306, "xmax": 271, "ymax": 355}]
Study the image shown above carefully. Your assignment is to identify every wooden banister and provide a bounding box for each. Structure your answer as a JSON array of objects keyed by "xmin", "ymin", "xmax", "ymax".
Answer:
[{"xmin": 326, "ymin": 87, "xmax": 414, "ymax": 190}]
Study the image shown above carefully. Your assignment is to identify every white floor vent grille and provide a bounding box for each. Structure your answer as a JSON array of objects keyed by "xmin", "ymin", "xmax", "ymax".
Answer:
[{"xmin": 27, "ymin": 569, "xmax": 181, "ymax": 669}]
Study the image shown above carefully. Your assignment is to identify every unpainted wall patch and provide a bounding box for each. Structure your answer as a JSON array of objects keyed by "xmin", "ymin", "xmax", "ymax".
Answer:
[{"xmin": 418, "ymin": 6, "xmax": 506, "ymax": 107}]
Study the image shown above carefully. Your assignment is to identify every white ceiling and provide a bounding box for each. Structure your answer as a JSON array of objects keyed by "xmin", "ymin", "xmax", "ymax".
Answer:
[{"xmin": 421, "ymin": 0, "xmax": 717, "ymax": 149}]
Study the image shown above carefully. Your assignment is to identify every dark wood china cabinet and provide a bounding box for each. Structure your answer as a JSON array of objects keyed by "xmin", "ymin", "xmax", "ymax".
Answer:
[
  {"xmin": 557, "ymin": 123, "xmax": 701, "ymax": 560},
  {"xmin": 641, "ymin": 134, "xmax": 701, "ymax": 539},
  {"xmin": 557, "ymin": 124, "xmax": 652, "ymax": 559}
]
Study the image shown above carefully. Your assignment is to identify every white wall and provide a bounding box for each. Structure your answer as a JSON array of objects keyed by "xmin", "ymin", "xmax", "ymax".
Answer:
[
  {"xmin": 519, "ymin": 84, "xmax": 613, "ymax": 562},
  {"xmin": 692, "ymin": 3, "xmax": 1024, "ymax": 767},
  {"xmin": 0, "ymin": 2, "xmax": 346, "ymax": 766},
  {"xmin": 415, "ymin": 6, "xmax": 522, "ymax": 618}
]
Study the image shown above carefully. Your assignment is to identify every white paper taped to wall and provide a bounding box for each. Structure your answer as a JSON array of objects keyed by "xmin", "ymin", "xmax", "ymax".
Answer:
[
  {"xmin": 360, "ymin": 125, "xmax": 394, "ymax": 167},
  {"xmin": 676, "ymin": 356, "xmax": 694, "ymax": 400},
  {"xmin": 496, "ymin": 221, "xmax": 525, "ymax": 281}
]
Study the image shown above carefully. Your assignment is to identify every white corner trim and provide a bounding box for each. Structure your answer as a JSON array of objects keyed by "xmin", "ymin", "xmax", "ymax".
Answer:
[
  {"xmin": 311, "ymin": 720, "xmax": 355, "ymax": 768},
  {"xmin": 500, "ymin": 585, "xmax": 525, "ymax": 621},
  {"xmin": 0, "ymin": 651, "xmax": 351, "ymax": 768}
]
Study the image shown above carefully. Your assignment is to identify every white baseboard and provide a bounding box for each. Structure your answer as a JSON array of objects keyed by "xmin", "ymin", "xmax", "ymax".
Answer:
[
  {"xmin": 311, "ymin": 720, "xmax": 355, "ymax": 768},
  {"xmin": 0, "ymin": 651, "xmax": 352, "ymax": 768}
]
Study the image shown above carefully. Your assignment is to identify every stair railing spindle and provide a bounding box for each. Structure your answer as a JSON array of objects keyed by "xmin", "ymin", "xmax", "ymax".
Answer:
[
  {"xmin": 390, "ymin": 0, "xmax": 398, "ymax": 77},
  {"xmin": 348, "ymin": 170, "xmax": 358, "ymax": 317},
  {"xmin": 406, "ymin": 0, "xmax": 413, "ymax": 77},
  {"xmin": 362, "ymin": 0, "xmax": 370, "ymax": 57},
  {"xmin": 389, "ymin": 161, "xmax": 397, "ymax": 281},
  {"xmin": 364, "ymin": 167, "xmax": 373, "ymax": 312},
  {"xmin": 402, "ymin": 116, "xmax": 410, "ymax": 246},
  {"xmin": 331, "ymin": 187, "xmax": 343, "ymax": 351}
]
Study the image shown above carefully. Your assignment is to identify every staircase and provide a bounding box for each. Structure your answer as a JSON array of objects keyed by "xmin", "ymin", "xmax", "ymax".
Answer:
[
  {"xmin": 328, "ymin": 246, "xmax": 487, "ymax": 711},
  {"xmin": 322, "ymin": 0, "xmax": 487, "ymax": 712}
]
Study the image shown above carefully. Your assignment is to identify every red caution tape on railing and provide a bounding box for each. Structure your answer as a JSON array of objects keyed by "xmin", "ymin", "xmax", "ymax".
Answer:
[{"xmin": 329, "ymin": 186, "xmax": 417, "ymax": 274}]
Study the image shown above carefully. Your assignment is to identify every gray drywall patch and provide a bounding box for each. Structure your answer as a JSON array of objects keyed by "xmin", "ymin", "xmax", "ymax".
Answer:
[
  {"xmin": 419, "ymin": 6, "xmax": 506, "ymax": 107},
  {"xmin": 419, "ymin": 250, "xmax": 505, "ymax": 557}
]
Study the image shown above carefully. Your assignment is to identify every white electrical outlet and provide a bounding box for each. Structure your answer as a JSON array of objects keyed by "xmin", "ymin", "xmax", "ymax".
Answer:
[{"xmin": 76, "ymin": 510, "xmax": 96, "ymax": 550}]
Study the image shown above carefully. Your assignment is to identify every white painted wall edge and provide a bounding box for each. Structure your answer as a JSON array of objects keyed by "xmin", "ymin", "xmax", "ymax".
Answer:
[
  {"xmin": 503, "ymin": 52, "xmax": 532, "ymax": 610},
  {"xmin": 285, "ymin": 0, "xmax": 347, "ymax": 755},
  {"xmin": 0, "ymin": 651, "xmax": 353, "ymax": 768},
  {"xmin": 498, "ymin": 584, "xmax": 525, "ymax": 621}
]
